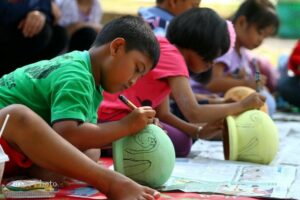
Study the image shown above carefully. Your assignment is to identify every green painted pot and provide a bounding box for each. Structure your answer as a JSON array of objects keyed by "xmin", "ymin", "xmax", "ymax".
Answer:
[
  {"xmin": 223, "ymin": 110, "xmax": 279, "ymax": 164},
  {"xmin": 113, "ymin": 124, "xmax": 175, "ymax": 188}
]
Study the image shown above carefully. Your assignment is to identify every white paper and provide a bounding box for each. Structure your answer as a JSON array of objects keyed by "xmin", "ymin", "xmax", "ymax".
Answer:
[{"xmin": 161, "ymin": 116, "xmax": 300, "ymax": 199}]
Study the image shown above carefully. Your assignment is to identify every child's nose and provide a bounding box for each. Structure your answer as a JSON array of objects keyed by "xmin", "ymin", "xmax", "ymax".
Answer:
[{"xmin": 257, "ymin": 37, "xmax": 264, "ymax": 46}]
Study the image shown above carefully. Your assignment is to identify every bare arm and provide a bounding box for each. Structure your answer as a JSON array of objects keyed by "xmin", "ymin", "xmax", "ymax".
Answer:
[
  {"xmin": 194, "ymin": 93, "xmax": 226, "ymax": 104},
  {"xmin": 206, "ymin": 62, "xmax": 254, "ymax": 93},
  {"xmin": 52, "ymin": 107, "xmax": 156, "ymax": 151},
  {"xmin": 168, "ymin": 76, "xmax": 266, "ymax": 123},
  {"xmin": 156, "ymin": 94, "xmax": 224, "ymax": 140},
  {"xmin": 155, "ymin": 96, "xmax": 200, "ymax": 138}
]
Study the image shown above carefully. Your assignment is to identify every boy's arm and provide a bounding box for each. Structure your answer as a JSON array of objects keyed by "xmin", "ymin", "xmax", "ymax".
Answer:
[
  {"xmin": 52, "ymin": 107, "xmax": 156, "ymax": 151},
  {"xmin": 206, "ymin": 63, "xmax": 255, "ymax": 92},
  {"xmin": 168, "ymin": 76, "xmax": 265, "ymax": 123},
  {"xmin": 1, "ymin": 104, "xmax": 160, "ymax": 200}
]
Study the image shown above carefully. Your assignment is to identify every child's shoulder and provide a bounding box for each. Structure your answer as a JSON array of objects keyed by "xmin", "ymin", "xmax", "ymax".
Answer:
[
  {"xmin": 157, "ymin": 37, "xmax": 183, "ymax": 61},
  {"xmin": 54, "ymin": 51, "xmax": 89, "ymax": 63},
  {"xmin": 49, "ymin": 51, "xmax": 91, "ymax": 72},
  {"xmin": 157, "ymin": 37, "xmax": 176, "ymax": 50}
]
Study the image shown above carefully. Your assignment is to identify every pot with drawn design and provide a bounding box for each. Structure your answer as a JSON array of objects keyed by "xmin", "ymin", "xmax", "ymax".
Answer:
[
  {"xmin": 113, "ymin": 124, "xmax": 175, "ymax": 188},
  {"xmin": 223, "ymin": 110, "xmax": 279, "ymax": 164},
  {"xmin": 224, "ymin": 86, "xmax": 269, "ymax": 114}
]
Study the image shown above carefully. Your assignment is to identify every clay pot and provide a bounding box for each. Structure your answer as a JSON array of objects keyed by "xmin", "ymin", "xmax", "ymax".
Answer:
[
  {"xmin": 223, "ymin": 110, "xmax": 279, "ymax": 164},
  {"xmin": 113, "ymin": 124, "xmax": 175, "ymax": 188},
  {"xmin": 224, "ymin": 86, "xmax": 269, "ymax": 113}
]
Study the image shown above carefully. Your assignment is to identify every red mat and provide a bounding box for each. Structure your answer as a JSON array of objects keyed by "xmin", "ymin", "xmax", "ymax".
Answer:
[
  {"xmin": 53, "ymin": 158, "xmax": 259, "ymax": 200},
  {"xmin": 4, "ymin": 158, "xmax": 259, "ymax": 200}
]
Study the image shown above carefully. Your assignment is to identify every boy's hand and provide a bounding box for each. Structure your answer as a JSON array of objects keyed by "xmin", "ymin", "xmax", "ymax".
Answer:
[
  {"xmin": 19, "ymin": 10, "xmax": 46, "ymax": 38},
  {"xmin": 240, "ymin": 93, "xmax": 266, "ymax": 111},
  {"xmin": 198, "ymin": 120, "xmax": 224, "ymax": 140},
  {"xmin": 121, "ymin": 106, "xmax": 156, "ymax": 135},
  {"xmin": 258, "ymin": 74, "xmax": 267, "ymax": 86},
  {"xmin": 152, "ymin": 118, "xmax": 168, "ymax": 134}
]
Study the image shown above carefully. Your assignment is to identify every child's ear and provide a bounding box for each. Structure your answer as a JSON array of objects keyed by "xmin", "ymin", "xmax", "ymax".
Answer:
[
  {"xmin": 169, "ymin": 0, "xmax": 178, "ymax": 8},
  {"xmin": 110, "ymin": 38, "xmax": 126, "ymax": 56},
  {"xmin": 236, "ymin": 16, "xmax": 247, "ymax": 30}
]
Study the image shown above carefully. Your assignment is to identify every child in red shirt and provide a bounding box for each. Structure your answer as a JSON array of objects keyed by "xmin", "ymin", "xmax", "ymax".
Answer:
[{"xmin": 278, "ymin": 40, "xmax": 300, "ymax": 109}]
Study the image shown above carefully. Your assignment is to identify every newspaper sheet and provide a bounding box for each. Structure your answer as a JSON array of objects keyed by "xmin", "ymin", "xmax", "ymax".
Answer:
[
  {"xmin": 161, "ymin": 159, "xmax": 297, "ymax": 199},
  {"xmin": 160, "ymin": 120, "xmax": 300, "ymax": 199}
]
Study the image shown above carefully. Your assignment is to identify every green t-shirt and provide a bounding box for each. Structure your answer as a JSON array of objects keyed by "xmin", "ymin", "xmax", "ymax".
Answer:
[{"xmin": 0, "ymin": 51, "xmax": 103, "ymax": 124}]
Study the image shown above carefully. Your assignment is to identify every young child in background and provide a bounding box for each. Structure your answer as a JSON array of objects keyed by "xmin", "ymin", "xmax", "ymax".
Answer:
[
  {"xmin": 278, "ymin": 39, "xmax": 300, "ymax": 109},
  {"xmin": 0, "ymin": 0, "xmax": 68, "ymax": 75},
  {"xmin": 98, "ymin": 8, "xmax": 266, "ymax": 157},
  {"xmin": 138, "ymin": 0, "xmax": 200, "ymax": 36},
  {"xmin": 139, "ymin": 0, "xmax": 224, "ymax": 108},
  {"xmin": 56, "ymin": 0, "xmax": 103, "ymax": 51},
  {"xmin": 0, "ymin": 15, "xmax": 160, "ymax": 199},
  {"xmin": 204, "ymin": 0, "xmax": 279, "ymax": 115}
]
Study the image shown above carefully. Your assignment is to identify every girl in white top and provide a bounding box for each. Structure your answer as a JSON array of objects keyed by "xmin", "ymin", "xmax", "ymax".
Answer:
[{"xmin": 55, "ymin": 0, "xmax": 103, "ymax": 51}]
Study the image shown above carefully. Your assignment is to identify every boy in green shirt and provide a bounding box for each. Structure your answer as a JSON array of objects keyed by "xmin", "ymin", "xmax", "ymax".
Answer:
[{"xmin": 0, "ymin": 15, "xmax": 160, "ymax": 200}]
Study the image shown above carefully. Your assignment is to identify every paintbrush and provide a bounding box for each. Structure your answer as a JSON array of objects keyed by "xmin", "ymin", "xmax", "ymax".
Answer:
[
  {"xmin": 0, "ymin": 114, "xmax": 10, "ymax": 138},
  {"xmin": 118, "ymin": 95, "xmax": 137, "ymax": 110}
]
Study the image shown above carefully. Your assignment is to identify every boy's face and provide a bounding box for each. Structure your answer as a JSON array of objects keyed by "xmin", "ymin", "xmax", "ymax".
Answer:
[
  {"xmin": 101, "ymin": 41, "xmax": 153, "ymax": 93},
  {"xmin": 180, "ymin": 48, "xmax": 212, "ymax": 73}
]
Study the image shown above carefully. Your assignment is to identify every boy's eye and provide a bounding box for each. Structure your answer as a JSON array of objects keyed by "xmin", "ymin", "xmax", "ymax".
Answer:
[{"xmin": 135, "ymin": 66, "xmax": 141, "ymax": 73}]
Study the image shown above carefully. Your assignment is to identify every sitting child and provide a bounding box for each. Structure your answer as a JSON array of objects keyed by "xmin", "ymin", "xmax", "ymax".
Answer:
[
  {"xmin": 278, "ymin": 39, "xmax": 300, "ymax": 109},
  {"xmin": 205, "ymin": 0, "xmax": 279, "ymax": 115},
  {"xmin": 138, "ymin": 0, "xmax": 200, "ymax": 36},
  {"xmin": 98, "ymin": 8, "xmax": 266, "ymax": 157},
  {"xmin": 0, "ymin": 0, "xmax": 68, "ymax": 74},
  {"xmin": 139, "ymin": 0, "xmax": 218, "ymax": 104},
  {"xmin": 0, "ymin": 15, "xmax": 160, "ymax": 199},
  {"xmin": 56, "ymin": 0, "xmax": 103, "ymax": 51}
]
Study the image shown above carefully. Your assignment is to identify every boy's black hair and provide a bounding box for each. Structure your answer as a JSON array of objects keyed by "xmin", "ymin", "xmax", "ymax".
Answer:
[
  {"xmin": 93, "ymin": 15, "xmax": 160, "ymax": 69},
  {"xmin": 166, "ymin": 7, "xmax": 230, "ymax": 62},
  {"xmin": 156, "ymin": 0, "xmax": 164, "ymax": 3},
  {"xmin": 232, "ymin": 0, "xmax": 279, "ymax": 34}
]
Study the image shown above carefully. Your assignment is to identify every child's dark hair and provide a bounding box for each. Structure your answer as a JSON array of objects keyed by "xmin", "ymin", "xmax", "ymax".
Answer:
[
  {"xmin": 232, "ymin": 0, "xmax": 279, "ymax": 34},
  {"xmin": 166, "ymin": 7, "xmax": 230, "ymax": 62},
  {"xmin": 93, "ymin": 15, "xmax": 160, "ymax": 69},
  {"xmin": 156, "ymin": 0, "xmax": 164, "ymax": 3}
]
